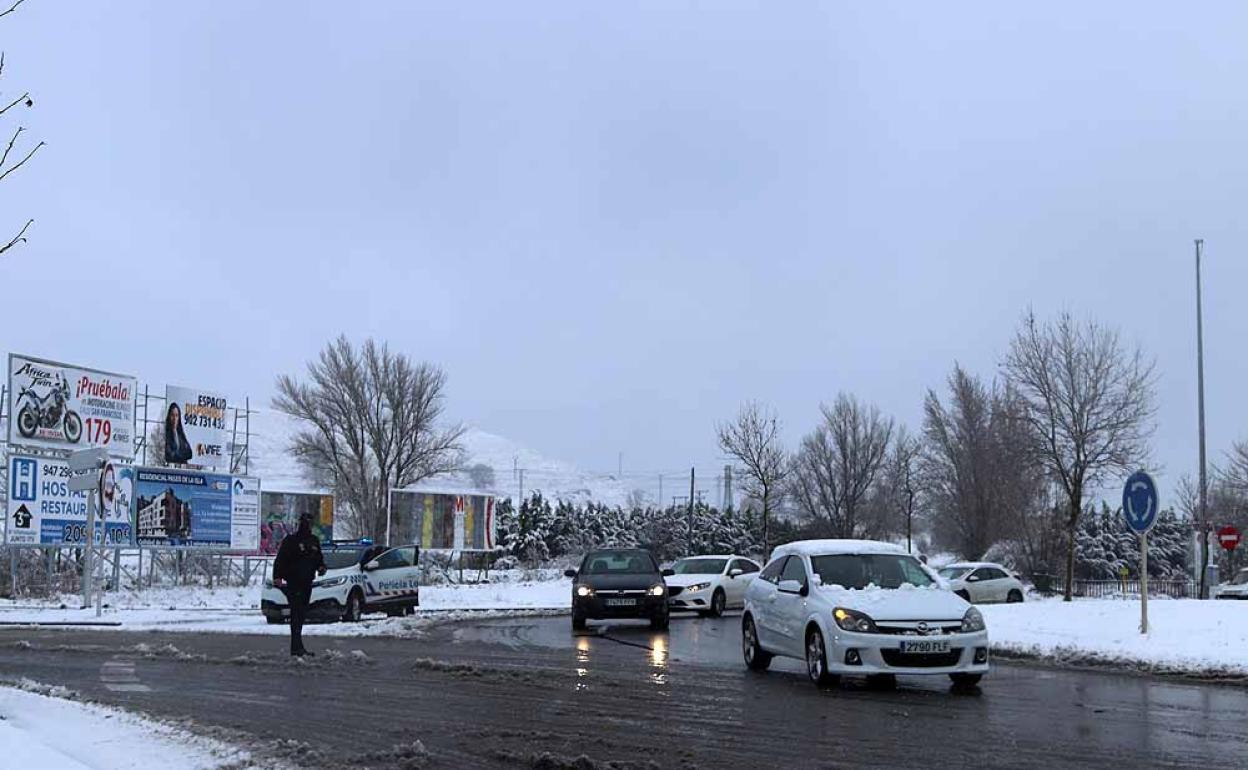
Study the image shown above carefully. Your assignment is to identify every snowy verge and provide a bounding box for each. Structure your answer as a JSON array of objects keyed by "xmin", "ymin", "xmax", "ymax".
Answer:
[
  {"xmin": 0, "ymin": 680, "xmax": 263, "ymax": 769},
  {"xmin": 982, "ymin": 598, "xmax": 1248, "ymax": 680},
  {"xmin": 0, "ymin": 580, "xmax": 570, "ymax": 638}
]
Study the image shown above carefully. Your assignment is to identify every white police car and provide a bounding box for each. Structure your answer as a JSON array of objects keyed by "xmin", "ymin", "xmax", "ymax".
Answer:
[{"xmin": 261, "ymin": 542, "xmax": 421, "ymax": 623}]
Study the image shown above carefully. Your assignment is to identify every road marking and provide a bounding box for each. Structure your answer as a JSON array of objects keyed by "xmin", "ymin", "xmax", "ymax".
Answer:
[{"xmin": 100, "ymin": 656, "xmax": 151, "ymax": 693}]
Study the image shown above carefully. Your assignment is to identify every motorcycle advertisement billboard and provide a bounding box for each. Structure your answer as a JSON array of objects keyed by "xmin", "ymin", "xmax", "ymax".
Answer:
[
  {"xmin": 5, "ymin": 454, "xmax": 135, "ymax": 546},
  {"xmin": 388, "ymin": 490, "xmax": 495, "ymax": 550},
  {"xmin": 163, "ymin": 385, "xmax": 228, "ymax": 468},
  {"xmin": 7, "ymin": 354, "xmax": 137, "ymax": 460},
  {"xmin": 260, "ymin": 491, "xmax": 333, "ymax": 555},
  {"xmin": 133, "ymin": 467, "xmax": 259, "ymax": 549}
]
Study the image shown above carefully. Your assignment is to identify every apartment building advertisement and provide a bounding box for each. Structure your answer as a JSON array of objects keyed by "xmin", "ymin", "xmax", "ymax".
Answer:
[{"xmin": 134, "ymin": 468, "xmax": 260, "ymax": 549}]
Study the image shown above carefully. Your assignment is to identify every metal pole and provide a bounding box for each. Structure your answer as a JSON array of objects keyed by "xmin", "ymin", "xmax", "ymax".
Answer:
[
  {"xmin": 385, "ymin": 489, "xmax": 393, "ymax": 547},
  {"xmin": 83, "ymin": 489, "xmax": 96, "ymax": 609},
  {"xmin": 1196, "ymin": 238, "xmax": 1210, "ymax": 599},
  {"xmin": 1140, "ymin": 532, "xmax": 1149, "ymax": 633},
  {"xmin": 687, "ymin": 467, "xmax": 695, "ymax": 552}
]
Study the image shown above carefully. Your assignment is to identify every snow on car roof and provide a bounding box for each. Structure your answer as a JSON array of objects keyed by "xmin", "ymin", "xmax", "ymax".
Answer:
[
  {"xmin": 771, "ymin": 539, "xmax": 907, "ymax": 559},
  {"xmin": 943, "ymin": 561, "xmax": 1002, "ymax": 570},
  {"xmin": 676, "ymin": 554, "xmax": 743, "ymax": 560}
]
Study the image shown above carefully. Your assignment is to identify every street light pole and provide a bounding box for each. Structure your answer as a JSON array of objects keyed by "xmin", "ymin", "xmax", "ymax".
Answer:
[{"xmin": 1196, "ymin": 238, "xmax": 1210, "ymax": 599}]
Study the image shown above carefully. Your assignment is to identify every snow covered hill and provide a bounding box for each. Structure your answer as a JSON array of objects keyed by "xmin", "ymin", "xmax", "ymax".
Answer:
[{"xmin": 242, "ymin": 408, "xmax": 633, "ymax": 507}]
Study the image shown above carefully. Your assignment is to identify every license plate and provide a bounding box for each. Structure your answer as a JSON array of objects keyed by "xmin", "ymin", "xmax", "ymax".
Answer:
[
  {"xmin": 899, "ymin": 639, "xmax": 951, "ymax": 654},
  {"xmin": 605, "ymin": 598, "xmax": 636, "ymax": 607}
]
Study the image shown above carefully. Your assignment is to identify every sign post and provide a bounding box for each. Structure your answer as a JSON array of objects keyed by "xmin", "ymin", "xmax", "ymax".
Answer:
[
  {"xmin": 1122, "ymin": 470, "xmax": 1159, "ymax": 634},
  {"xmin": 68, "ymin": 448, "xmax": 108, "ymax": 610}
]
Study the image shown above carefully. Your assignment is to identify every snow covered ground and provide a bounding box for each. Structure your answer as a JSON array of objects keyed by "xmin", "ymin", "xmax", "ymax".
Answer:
[
  {"xmin": 982, "ymin": 597, "xmax": 1248, "ymax": 677},
  {"xmin": 0, "ymin": 573, "xmax": 570, "ymax": 638},
  {"xmin": 0, "ymin": 681, "xmax": 259, "ymax": 769}
]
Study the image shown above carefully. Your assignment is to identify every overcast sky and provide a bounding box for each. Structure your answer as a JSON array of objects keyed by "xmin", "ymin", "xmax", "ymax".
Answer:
[{"xmin": 2, "ymin": 2, "xmax": 1246, "ymax": 500}]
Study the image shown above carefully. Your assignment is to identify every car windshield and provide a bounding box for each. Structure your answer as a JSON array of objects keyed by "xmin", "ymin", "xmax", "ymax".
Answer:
[
  {"xmin": 1232, "ymin": 570, "xmax": 1248, "ymax": 586},
  {"xmin": 938, "ymin": 567, "xmax": 971, "ymax": 580},
  {"xmin": 812, "ymin": 553, "xmax": 935, "ymax": 590},
  {"xmin": 582, "ymin": 551, "xmax": 656, "ymax": 574},
  {"xmin": 672, "ymin": 558, "xmax": 727, "ymax": 575},
  {"xmin": 323, "ymin": 549, "xmax": 365, "ymax": 570}
]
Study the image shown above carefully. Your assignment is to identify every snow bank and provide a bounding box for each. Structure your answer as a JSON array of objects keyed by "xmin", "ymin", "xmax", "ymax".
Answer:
[
  {"xmin": 0, "ymin": 683, "xmax": 257, "ymax": 769},
  {"xmin": 0, "ymin": 578, "xmax": 569, "ymax": 637},
  {"xmin": 982, "ymin": 598, "xmax": 1248, "ymax": 677}
]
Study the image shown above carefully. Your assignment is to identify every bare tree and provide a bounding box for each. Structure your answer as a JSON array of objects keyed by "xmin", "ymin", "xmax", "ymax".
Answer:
[
  {"xmin": 465, "ymin": 462, "xmax": 496, "ymax": 491},
  {"xmin": 790, "ymin": 394, "xmax": 894, "ymax": 538},
  {"xmin": 274, "ymin": 336, "xmax": 465, "ymax": 541},
  {"xmin": 1003, "ymin": 311, "xmax": 1156, "ymax": 601},
  {"xmin": 0, "ymin": 0, "xmax": 44, "ymax": 257},
  {"xmin": 885, "ymin": 427, "xmax": 922, "ymax": 552},
  {"xmin": 717, "ymin": 401, "xmax": 788, "ymax": 556},
  {"xmin": 921, "ymin": 365, "xmax": 1046, "ymax": 560}
]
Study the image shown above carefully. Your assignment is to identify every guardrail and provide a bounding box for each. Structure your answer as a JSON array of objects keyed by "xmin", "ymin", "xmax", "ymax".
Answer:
[{"xmin": 1047, "ymin": 577, "xmax": 1198, "ymax": 599}]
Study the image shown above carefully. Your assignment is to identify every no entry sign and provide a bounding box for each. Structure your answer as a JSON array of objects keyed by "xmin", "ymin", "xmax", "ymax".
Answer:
[{"xmin": 1218, "ymin": 526, "xmax": 1242, "ymax": 552}]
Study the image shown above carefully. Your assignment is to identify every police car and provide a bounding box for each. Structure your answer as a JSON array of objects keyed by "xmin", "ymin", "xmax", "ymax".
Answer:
[{"xmin": 261, "ymin": 541, "xmax": 421, "ymax": 623}]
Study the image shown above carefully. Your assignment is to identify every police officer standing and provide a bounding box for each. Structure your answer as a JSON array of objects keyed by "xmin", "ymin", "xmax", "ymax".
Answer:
[{"xmin": 272, "ymin": 512, "xmax": 326, "ymax": 656}]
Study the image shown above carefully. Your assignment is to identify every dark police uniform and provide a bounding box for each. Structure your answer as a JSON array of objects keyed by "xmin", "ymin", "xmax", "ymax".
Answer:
[{"xmin": 272, "ymin": 524, "xmax": 326, "ymax": 655}]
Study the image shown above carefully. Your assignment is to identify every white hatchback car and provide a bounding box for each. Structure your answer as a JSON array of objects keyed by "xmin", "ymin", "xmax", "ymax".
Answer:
[
  {"xmin": 665, "ymin": 555, "xmax": 761, "ymax": 616},
  {"xmin": 937, "ymin": 562, "xmax": 1026, "ymax": 604},
  {"xmin": 742, "ymin": 540, "xmax": 989, "ymax": 688}
]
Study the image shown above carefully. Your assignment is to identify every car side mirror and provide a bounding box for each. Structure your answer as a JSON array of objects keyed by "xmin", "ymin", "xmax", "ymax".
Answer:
[
  {"xmin": 564, "ymin": 568, "xmax": 578, "ymax": 579},
  {"xmin": 777, "ymin": 579, "xmax": 803, "ymax": 595},
  {"xmin": 728, "ymin": 568, "xmax": 743, "ymax": 578},
  {"xmin": 661, "ymin": 568, "xmax": 675, "ymax": 577},
  {"xmin": 967, "ymin": 575, "xmax": 980, "ymax": 582},
  {"xmin": 365, "ymin": 560, "xmax": 381, "ymax": 571}
]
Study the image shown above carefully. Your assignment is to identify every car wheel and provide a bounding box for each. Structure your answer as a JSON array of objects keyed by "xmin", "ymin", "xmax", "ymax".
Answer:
[
  {"xmin": 950, "ymin": 672, "xmax": 983, "ymax": 688},
  {"xmin": 805, "ymin": 627, "xmax": 839, "ymax": 688},
  {"xmin": 572, "ymin": 613, "xmax": 587, "ymax": 631},
  {"xmin": 955, "ymin": 589, "xmax": 971, "ymax": 602},
  {"xmin": 1007, "ymin": 589, "xmax": 1024, "ymax": 603},
  {"xmin": 708, "ymin": 589, "xmax": 726, "ymax": 618},
  {"xmin": 742, "ymin": 615, "xmax": 772, "ymax": 671},
  {"xmin": 342, "ymin": 590, "xmax": 363, "ymax": 623}
]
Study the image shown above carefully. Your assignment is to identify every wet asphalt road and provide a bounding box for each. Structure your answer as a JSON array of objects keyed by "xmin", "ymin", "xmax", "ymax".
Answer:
[{"xmin": 2, "ymin": 611, "xmax": 1247, "ymax": 769}]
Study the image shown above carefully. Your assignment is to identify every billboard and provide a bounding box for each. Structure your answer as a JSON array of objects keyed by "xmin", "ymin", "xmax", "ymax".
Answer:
[
  {"xmin": 5, "ymin": 454, "xmax": 134, "ymax": 545},
  {"xmin": 133, "ymin": 467, "xmax": 259, "ymax": 549},
  {"xmin": 260, "ymin": 491, "xmax": 334, "ymax": 555},
  {"xmin": 163, "ymin": 385, "xmax": 228, "ymax": 468},
  {"xmin": 7, "ymin": 354, "xmax": 136, "ymax": 459},
  {"xmin": 389, "ymin": 491, "xmax": 495, "ymax": 550}
]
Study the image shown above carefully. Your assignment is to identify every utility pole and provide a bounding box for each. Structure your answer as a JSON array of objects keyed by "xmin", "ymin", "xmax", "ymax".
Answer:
[
  {"xmin": 658, "ymin": 474, "xmax": 663, "ymax": 511},
  {"xmin": 617, "ymin": 452, "xmax": 622, "ymax": 478},
  {"xmin": 687, "ymin": 467, "xmax": 695, "ymax": 553},
  {"xmin": 518, "ymin": 468, "xmax": 525, "ymax": 508},
  {"xmin": 1196, "ymin": 238, "xmax": 1210, "ymax": 599}
]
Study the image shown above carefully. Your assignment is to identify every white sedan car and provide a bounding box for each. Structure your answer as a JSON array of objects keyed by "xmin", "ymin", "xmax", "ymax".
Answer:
[
  {"xmin": 937, "ymin": 562, "xmax": 1026, "ymax": 604},
  {"xmin": 1215, "ymin": 568, "xmax": 1248, "ymax": 599},
  {"xmin": 665, "ymin": 555, "xmax": 761, "ymax": 616},
  {"xmin": 261, "ymin": 543, "xmax": 421, "ymax": 623},
  {"xmin": 742, "ymin": 540, "xmax": 989, "ymax": 688}
]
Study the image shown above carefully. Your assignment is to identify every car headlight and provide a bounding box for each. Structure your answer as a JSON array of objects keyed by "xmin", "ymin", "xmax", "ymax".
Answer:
[
  {"xmin": 961, "ymin": 607, "xmax": 986, "ymax": 633},
  {"xmin": 649, "ymin": 584, "xmax": 666, "ymax": 597},
  {"xmin": 833, "ymin": 607, "xmax": 879, "ymax": 633},
  {"xmin": 686, "ymin": 582, "xmax": 711, "ymax": 593},
  {"xmin": 312, "ymin": 576, "xmax": 347, "ymax": 588},
  {"xmin": 575, "ymin": 584, "xmax": 594, "ymax": 598}
]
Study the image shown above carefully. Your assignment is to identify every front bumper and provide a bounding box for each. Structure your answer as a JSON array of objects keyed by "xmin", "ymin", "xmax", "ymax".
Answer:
[
  {"xmin": 260, "ymin": 597, "xmax": 347, "ymax": 622},
  {"xmin": 574, "ymin": 594, "xmax": 668, "ymax": 619},
  {"xmin": 825, "ymin": 628, "xmax": 991, "ymax": 676},
  {"xmin": 669, "ymin": 586, "xmax": 713, "ymax": 610}
]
